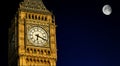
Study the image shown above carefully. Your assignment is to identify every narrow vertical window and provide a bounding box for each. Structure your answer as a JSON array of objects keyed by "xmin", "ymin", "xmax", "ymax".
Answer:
[
  {"xmin": 35, "ymin": 15, "xmax": 37, "ymax": 19},
  {"xmin": 32, "ymin": 14, "xmax": 34, "ymax": 19},
  {"xmin": 26, "ymin": 13, "xmax": 27, "ymax": 18},
  {"xmin": 41, "ymin": 16, "xmax": 44, "ymax": 20},
  {"xmin": 45, "ymin": 16, "xmax": 47, "ymax": 21},
  {"xmin": 38, "ymin": 16, "xmax": 40, "ymax": 20},
  {"xmin": 29, "ymin": 14, "xmax": 31, "ymax": 19}
]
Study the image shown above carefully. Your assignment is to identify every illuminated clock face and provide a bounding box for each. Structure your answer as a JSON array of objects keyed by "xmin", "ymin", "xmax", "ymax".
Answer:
[{"xmin": 27, "ymin": 27, "xmax": 48, "ymax": 46}]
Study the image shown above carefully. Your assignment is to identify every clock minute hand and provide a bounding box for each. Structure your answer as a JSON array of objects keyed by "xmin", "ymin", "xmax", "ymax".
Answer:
[{"xmin": 38, "ymin": 35, "xmax": 47, "ymax": 41}]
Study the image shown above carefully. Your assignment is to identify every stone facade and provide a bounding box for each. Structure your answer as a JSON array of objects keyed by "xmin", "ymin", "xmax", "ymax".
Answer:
[{"xmin": 8, "ymin": 0, "xmax": 57, "ymax": 66}]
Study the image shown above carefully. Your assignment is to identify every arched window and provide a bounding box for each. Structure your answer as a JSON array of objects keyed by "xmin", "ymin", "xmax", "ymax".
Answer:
[
  {"xmin": 45, "ymin": 16, "xmax": 47, "ymax": 21},
  {"xmin": 41, "ymin": 50, "xmax": 43, "ymax": 54},
  {"xmin": 34, "ymin": 49, "xmax": 36, "ymax": 53},
  {"xmin": 29, "ymin": 14, "xmax": 31, "ymax": 19},
  {"xmin": 41, "ymin": 16, "xmax": 44, "ymax": 20},
  {"xmin": 48, "ymin": 51, "xmax": 50, "ymax": 55},
  {"xmin": 26, "ymin": 13, "xmax": 27, "ymax": 18},
  {"xmin": 38, "ymin": 49, "xmax": 40, "ymax": 54},
  {"xmin": 44, "ymin": 50, "xmax": 46, "ymax": 53},
  {"xmin": 44, "ymin": 60, "xmax": 46, "ymax": 63},
  {"xmin": 37, "ymin": 59, "xmax": 39, "ymax": 62},
  {"xmin": 38, "ymin": 16, "xmax": 40, "ymax": 20},
  {"xmin": 30, "ymin": 58, "xmax": 32, "ymax": 62},
  {"xmin": 30, "ymin": 48, "xmax": 33, "ymax": 53},
  {"xmin": 48, "ymin": 61, "xmax": 50, "ymax": 64},
  {"xmin": 26, "ymin": 48, "xmax": 29, "ymax": 53},
  {"xmin": 32, "ymin": 14, "xmax": 34, "ymax": 19},
  {"xmin": 35, "ymin": 15, "xmax": 37, "ymax": 19},
  {"xmin": 33, "ymin": 58, "xmax": 36, "ymax": 62},
  {"xmin": 41, "ymin": 60, "xmax": 43, "ymax": 63},
  {"xmin": 26, "ymin": 58, "xmax": 29, "ymax": 62}
]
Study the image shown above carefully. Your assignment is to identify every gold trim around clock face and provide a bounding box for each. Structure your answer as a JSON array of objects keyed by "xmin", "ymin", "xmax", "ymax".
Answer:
[{"xmin": 27, "ymin": 26, "xmax": 49, "ymax": 47}]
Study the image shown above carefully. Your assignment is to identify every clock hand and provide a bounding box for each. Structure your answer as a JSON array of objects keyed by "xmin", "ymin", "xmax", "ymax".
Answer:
[
  {"xmin": 37, "ymin": 35, "xmax": 47, "ymax": 41},
  {"xmin": 35, "ymin": 34, "xmax": 39, "ymax": 40}
]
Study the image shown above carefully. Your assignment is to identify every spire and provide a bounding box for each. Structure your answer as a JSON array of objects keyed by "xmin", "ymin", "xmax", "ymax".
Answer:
[{"xmin": 19, "ymin": 0, "xmax": 51, "ymax": 14}]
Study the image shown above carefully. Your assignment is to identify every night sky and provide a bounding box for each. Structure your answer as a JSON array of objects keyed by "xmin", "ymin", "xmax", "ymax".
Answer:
[
  {"xmin": 1, "ymin": 0, "xmax": 120, "ymax": 66},
  {"xmin": 48, "ymin": 0, "xmax": 120, "ymax": 66}
]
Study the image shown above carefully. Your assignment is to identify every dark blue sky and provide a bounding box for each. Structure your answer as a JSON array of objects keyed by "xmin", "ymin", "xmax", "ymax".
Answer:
[
  {"xmin": 44, "ymin": 0, "xmax": 120, "ymax": 66},
  {"xmin": 1, "ymin": 0, "xmax": 120, "ymax": 66}
]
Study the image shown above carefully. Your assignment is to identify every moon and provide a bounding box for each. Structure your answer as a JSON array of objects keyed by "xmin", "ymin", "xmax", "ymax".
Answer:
[{"xmin": 102, "ymin": 4, "xmax": 112, "ymax": 15}]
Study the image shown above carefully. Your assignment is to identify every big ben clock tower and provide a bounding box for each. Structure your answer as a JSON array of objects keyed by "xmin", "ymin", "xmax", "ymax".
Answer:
[{"xmin": 8, "ymin": 0, "xmax": 57, "ymax": 66}]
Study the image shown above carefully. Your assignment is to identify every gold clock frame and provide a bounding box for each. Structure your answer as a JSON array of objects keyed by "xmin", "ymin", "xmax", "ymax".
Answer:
[{"xmin": 25, "ymin": 23, "xmax": 50, "ymax": 48}]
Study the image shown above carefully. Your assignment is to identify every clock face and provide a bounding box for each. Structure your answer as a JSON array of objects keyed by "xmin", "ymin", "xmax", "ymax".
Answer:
[{"xmin": 27, "ymin": 27, "xmax": 48, "ymax": 46}]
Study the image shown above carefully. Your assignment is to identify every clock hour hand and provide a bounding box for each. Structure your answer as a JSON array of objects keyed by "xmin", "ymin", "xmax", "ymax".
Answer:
[{"xmin": 35, "ymin": 34, "xmax": 39, "ymax": 40}]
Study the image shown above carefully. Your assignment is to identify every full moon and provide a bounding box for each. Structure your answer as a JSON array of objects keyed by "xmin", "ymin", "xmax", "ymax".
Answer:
[{"xmin": 102, "ymin": 4, "xmax": 112, "ymax": 15}]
